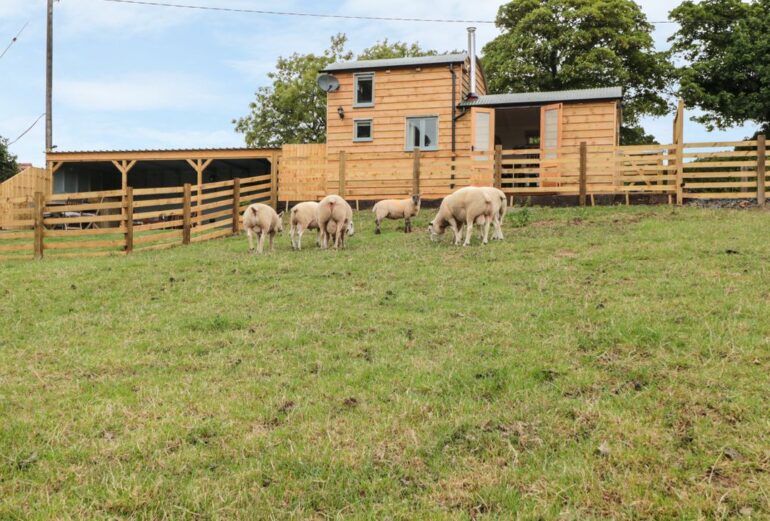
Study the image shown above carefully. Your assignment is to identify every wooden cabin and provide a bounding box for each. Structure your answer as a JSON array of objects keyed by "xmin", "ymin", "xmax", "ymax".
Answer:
[{"xmin": 320, "ymin": 53, "xmax": 622, "ymax": 164}]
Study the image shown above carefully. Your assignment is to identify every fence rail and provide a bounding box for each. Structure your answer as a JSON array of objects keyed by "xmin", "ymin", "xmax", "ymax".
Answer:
[{"xmin": 0, "ymin": 174, "xmax": 272, "ymax": 262}]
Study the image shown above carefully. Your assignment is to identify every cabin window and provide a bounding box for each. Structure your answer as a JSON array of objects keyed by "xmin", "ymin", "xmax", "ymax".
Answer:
[
  {"xmin": 354, "ymin": 73, "xmax": 374, "ymax": 107},
  {"xmin": 405, "ymin": 116, "xmax": 438, "ymax": 151},
  {"xmin": 353, "ymin": 119, "xmax": 373, "ymax": 142}
]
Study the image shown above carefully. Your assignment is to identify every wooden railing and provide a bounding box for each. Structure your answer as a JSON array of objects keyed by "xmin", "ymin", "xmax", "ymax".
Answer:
[
  {"xmin": 0, "ymin": 167, "xmax": 51, "ymax": 229},
  {"xmin": 0, "ymin": 174, "xmax": 272, "ymax": 262}
]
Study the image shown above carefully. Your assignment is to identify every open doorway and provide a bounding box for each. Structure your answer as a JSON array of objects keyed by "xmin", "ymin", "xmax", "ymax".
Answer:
[{"xmin": 494, "ymin": 107, "xmax": 541, "ymax": 150}]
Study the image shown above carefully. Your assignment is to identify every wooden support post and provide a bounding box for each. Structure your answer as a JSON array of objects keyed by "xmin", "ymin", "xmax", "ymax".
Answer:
[
  {"xmin": 338, "ymin": 150, "xmax": 346, "ymax": 198},
  {"xmin": 494, "ymin": 144, "xmax": 503, "ymax": 189},
  {"xmin": 124, "ymin": 186, "xmax": 134, "ymax": 254},
  {"xmin": 34, "ymin": 191, "xmax": 44, "ymax": 260},
  {"xmin": 186, "ymin": 159, "xmax": 213, "ymax": 225},
  {"xmin": 270, "ymin": 152, "xmax": 279, "ymax": 210},
  {"xmin": 757, "ymin": 134, "xmax": 766, "ymax": 207},
  {"xmin": 579, "ymin": 142, "xmax": 587, "ymax": 207},
  {"xmin": 182, "ymin": 183, "xmax": 192, "ymax": 245},
  {"xmin": 674, "ymin": 99, "xmax": 685, "ymax": 205},
  {"xmin": 232, "ymin": 177, "xmax": 241, "ymax": 235},
  {"xmin": 412, "ymin": 148, "xmax": 421, "ymax": 195}
]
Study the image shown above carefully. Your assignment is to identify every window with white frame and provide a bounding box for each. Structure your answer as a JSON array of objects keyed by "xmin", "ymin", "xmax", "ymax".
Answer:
[
  {"xmin": 354, "ymin": 73, "xmax": 374, "ymax": 107},
  {"xmin": 405, "ymin": 116, "xmax": 438, "ymax": 151},
  {"xmin": 353, "ymin": 119, "xmax": 373, "ymax": 142}
]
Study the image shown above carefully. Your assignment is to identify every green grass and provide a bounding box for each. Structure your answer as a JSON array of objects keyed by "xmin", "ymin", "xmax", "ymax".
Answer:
[{"xmin": 1, "ymin": 205, "xmax": 769, "ymax": 520}]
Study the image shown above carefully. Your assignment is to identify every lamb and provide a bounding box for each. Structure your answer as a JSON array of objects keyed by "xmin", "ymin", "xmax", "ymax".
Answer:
[
  {"xmin": 478, "ymin": 187, "xmax": 507, "ymax": 241},
  {"xmin": 241, "ymin": 203, "xmax": 283, "ymax": 254},
  {"xmin": 372, "ymin": 195, "xmax": 421, "ymax": 234},
  {"xmin": 428, "ymin": 186, "xmax": 494, "ymax": 246},
  {"xmin": 316, "ymin": 195, "xmax": 354, "ymax": 250},
  {"xmin": 290, "ymin": 201, "xmax": 354, "ymax": 250},
  {"xmin": 289, "ymin": 201, "xmax": 320, "ymax": 250}
]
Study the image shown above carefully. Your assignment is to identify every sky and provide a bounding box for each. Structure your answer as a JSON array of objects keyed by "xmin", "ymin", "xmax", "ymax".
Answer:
[{"xmin": 0, "ymin": 0, "xmax": 759, "ymax": 166}]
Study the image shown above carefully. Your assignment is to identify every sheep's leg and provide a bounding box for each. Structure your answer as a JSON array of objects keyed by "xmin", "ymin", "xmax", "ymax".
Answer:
[
  {"xmin": 463, "ymin": 219, "xmax": 475, "ymax": 246},
  {"xmin": 450, "ymin": 219, "xmax": 462, "ymax": 245},
  {"xmin": 334, "ymin": 226, "xmax": 343, "ymax": 250},
  {"xmin": 315, "ymin": 230, "xmax": 321, "ymax": 248},
  {"xmin": 269, "ymin": 232, "xmax": 275, "ymax": 252},
  {"xmin": 246, "ymin": 228, "xmax": 255, "ymax": 252},
  {"xmin": 482, "ymin": 218, "xmax": 492, "ymax": 245},
  {"xmin": 375, "ymin": 218, "xmax": 381, "ymax": 235},
  {"xmin": 257, "ymin": 230, "xmax": 267, "ymax": 254},
  {"xmin": 297, "ymin": 226, "xmax": 305, "ymax": 250},
  {"xmin": 495, "ymin": 216, "xmax": 504, "ymax": 241},
  {"xmin": 405, "ymin": 218, "xmax": 411, "ymax": 233},
  {"xmin": 290, "ymin": 224, "xmax": 297, "ymax": 250}
]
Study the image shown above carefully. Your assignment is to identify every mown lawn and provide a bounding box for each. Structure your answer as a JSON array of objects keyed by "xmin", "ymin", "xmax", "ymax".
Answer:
[{"xmin": 1, "ymin": 205, "xmax": 769, "ymax": 520}]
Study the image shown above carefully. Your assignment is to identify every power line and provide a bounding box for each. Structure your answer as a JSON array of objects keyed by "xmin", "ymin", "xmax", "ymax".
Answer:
[
  {"xmin": 100, "ymin": 0, "xmax": 678, "ymax": 24},
  {"xmin": 0, "ymin": 21, "xmax": 30, "ymax": 61},
  {"xmin": 100, "ymin": 0, "xmax": 496, "ymax": 24},
  {"xmin": 8, "ymin": 113, "xmax": 46, "ymax": 146}
]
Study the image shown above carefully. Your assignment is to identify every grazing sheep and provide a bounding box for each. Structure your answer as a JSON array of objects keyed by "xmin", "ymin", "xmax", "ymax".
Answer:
[
  {"xmin": 290, "ymin": 201, "xmax": 354, "ymax": 250},
  {"xmin": 478, "ymin": 187, "xmax": 507, "ymax": 241},
  {"xmin": 428, "ymin": 186, "xmax": 494, "ymax": 246},
  {"xmin": 242, "ymin": 203, "xmax": 283, "ymax": 254},
  {"xmin": 316, "ymin": 195, "xmax": 353, "ymax": 250},
  {"xmin": 372, "ymin": 195, "xmax": 421, "ymax": 234},
  {"xmin": 289, "ymin": 201, "xmax": 320, "ymax": 250}
]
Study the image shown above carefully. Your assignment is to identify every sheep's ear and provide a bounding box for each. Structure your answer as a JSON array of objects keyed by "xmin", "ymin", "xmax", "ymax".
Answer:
[{"xmin": 277, "ymin": 211, "xmax": 284, "ymax": 218}]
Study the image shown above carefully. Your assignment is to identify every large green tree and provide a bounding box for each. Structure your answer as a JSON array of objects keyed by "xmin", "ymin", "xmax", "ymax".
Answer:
[
  {"xmin": 482, "ymin": 0, "xmax": 673, "ymax": 144},
  {"xmin": 669, "ymin": 0, "xmax": 770, "ymax": 133},
  {"xmin": 0, "ymin": 136, "xmax": 19, "ymax": 183},
  {"xmin": 235, "ymin": 36, "xmax": 438, "ymax": 147}
]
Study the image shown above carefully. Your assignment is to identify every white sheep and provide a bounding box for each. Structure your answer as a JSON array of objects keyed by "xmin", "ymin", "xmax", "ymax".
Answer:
[
  {"xmin": 372, "ymin": 195, "xmax": 421, "ymax": 234},
  {"xmin": 428, "ymin": 186, "xmax": 494, "ymax": 246},
  {"xmin": 479, "ymin": 187, "xmax": 507, "ymax": 240},
  {"xmin": 290, "ymin": 201, "xmax": 354, "ymax": 250},
  {"xmin": 241, "ymin": 203, "xmax": 283, "ymax": 254},
  {"xmin": 316, "ymin": 195, "xmax": 354, "ymax": 250}
]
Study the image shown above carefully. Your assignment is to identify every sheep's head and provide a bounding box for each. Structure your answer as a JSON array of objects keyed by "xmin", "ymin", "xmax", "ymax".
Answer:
[
  {"xmin": 276, "ymin": 211, "xmax": 285, "ymax": 234},
  {"xmin": 428, "ymin": 218, "xmax": 445, "ymax": 241}
]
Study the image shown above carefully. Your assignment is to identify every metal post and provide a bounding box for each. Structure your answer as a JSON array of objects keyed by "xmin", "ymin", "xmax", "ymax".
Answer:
[{"xmin": 46, "ymin": 0, "xmax": 54, "ymax": 152}]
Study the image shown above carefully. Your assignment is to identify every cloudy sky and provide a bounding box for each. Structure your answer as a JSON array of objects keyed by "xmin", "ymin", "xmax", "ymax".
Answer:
[{"xmin": 0, "ymin": 0, "xmax": 758, "ymax": 165}]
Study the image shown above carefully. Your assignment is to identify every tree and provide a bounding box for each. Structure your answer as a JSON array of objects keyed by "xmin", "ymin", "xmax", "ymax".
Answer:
[
  {"xmin": 482, "ymin": 0, "xmax": 673, "ymax": 144},
  {"xmin": 669, "ymin": 0, "xmax": 770, "ymax": 133},
  {"xmin": 358, "ymin": 39, "xmax": 437, "ymax": 60},
  {"xmin": 235, "ymin": 36, "xmax": 439, "ymax": 147},
  {"xmin": 0, "ymin": 136, "xmax": 19, "ymax": 183}
]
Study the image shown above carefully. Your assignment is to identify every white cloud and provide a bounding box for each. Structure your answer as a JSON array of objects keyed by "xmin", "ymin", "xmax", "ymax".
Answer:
[{"xmin": 57, "ymin": 73, "xmax": 220, "ymax": 111}]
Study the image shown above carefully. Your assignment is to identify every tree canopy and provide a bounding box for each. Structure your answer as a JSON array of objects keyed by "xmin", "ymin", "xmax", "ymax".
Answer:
[
  {"xmin": 234, "ymin": 36, "xmax": 437, "ymax": 147},
  {"xmin": 0, "ymin": 136, "xmax": 19, "ymax": 183},
  {"xmin": 669, "ymin": 0, "xmax": 770, "ymax": 133},
  {"xmin": 482, "ymin": 0, "xmax": 673, "ymax": 144}
]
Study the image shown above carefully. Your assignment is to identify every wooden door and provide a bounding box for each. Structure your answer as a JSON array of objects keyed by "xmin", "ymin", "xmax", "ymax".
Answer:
[
  {"xmin": 540, "ymin": 103, "xmax": 562, "ymax": 185},
  {"xmin": 471, "ymin": 107, "xmax": 495, "ymax": 185}
]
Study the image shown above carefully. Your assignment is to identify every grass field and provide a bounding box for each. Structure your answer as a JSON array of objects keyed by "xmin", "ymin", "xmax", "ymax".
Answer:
[{"xmin": 1, "ymin": 205, "xmax": 769, "ymax": 520}]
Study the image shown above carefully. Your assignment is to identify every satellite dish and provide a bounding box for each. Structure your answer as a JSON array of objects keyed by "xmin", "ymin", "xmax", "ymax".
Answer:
[{"xmin": 317, "ymin": 73, "xmax": 340, "ymax": 93}]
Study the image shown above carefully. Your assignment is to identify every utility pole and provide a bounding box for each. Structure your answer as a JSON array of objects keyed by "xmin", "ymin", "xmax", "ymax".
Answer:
[{"xmin": 46, "ymin": 0, "xmax": 53, "ymax": 152}]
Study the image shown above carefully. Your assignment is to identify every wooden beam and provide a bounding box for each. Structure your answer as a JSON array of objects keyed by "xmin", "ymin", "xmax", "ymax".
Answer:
[
  {"xmin": 674, "ymin": 99, "xmax": 685, "ymax": 205},
  {"xmin": 338, "ymin": 150, "xmax": 346, "ymax": 198},
  {"xmin": 48, "ymin": 148, "xmax": 278, "ymax": 162},
  {"xmin": 412, "ymin": 148, "xmax": 421, "ymax": 195},
  {"xmin": 34, "ymin": 192, "xmax": 45, "ymax": 260},
  {"xmin": 182, "ymin": 183, "xmax": 192, "ymax": 245},
  {"xmin": 125, "ymin": 186, "xmax": 134, "ymax": 254},
  {"xmin": 579, "ymin": 142, "xmax": 587, "ymax": 206},
  {"xmin": 758, "ymin": 134, "xmax": 766, "ymax": 207}
]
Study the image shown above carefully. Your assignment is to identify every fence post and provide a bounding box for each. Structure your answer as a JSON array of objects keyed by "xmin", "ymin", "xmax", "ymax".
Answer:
[
  {"xmin": 757, "ymin": 134, "xmax": 766, "ymax": 207},
  {"xmin": 579, "ymin": 142, "xmax": 587, "ymax": 207},
  {"xmin": 182, "ymin": 183, "xmax": 192, "ymax": 245},
  {"xmin": 33, "ymin": 191, "xmax": 44, "ymax": 260},
  {"xmin": 412, "ymin": 148, "xmax": 421, "ymax": 195},
  {"xmin": 124, "ymin": 186, "xmax": 134, "ymax": 254},
  {"xmin": 494, "ymin": 144, "xmax": 503, "ymax": 189},
  {"xmin": 232, "ymin": 177, "xmax": 241, "ymax": 234},
  {"xmin": 338, "ymin": 150, "xmax": 346, "ymax": 198},
  {"xmin": 270, "ymin": 152, "xmax": 279, "ymax": 210},
  {"xmin": 674, "ymin": 99, "xmax": 685, "ymax": 205}
]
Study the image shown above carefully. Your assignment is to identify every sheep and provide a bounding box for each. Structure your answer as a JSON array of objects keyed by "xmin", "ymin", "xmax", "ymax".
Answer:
[
  {"xmin": 428, "ymin": 186, "xmax": 494, "ymax": 246},
  {"xmin": 241, "ymin": 203, "xmax": 283, "ymax": 254},
  {"xmin": 372, "ymin": 195, "xmax": 421, "ymax": 234},
  {"xmin": 290, "ymin": 201, "xmax": 354, "ymax": 250},
  {"xmin": 477, "ymin": 187, "xmax": 507, "ymax": 241},
  {"xmin": 289, "ymin": 201, "xmax": 320, "ymax": 251},
  {"xmin": 316, "ymin": 195, "xmax": 354, "ymax": 250}
]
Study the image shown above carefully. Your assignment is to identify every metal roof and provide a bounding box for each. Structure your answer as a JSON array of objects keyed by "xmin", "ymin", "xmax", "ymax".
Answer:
[
  {"xmin": 322, "ymin": 53, "xmax": 468, "ymax": 73},
  {"xmin": 48, "ymin": 147, "xmax": 278, "ymax": 155},
  {"xmin": 460, "ymin": 87, "xmax": 623, "ymax": 107}
]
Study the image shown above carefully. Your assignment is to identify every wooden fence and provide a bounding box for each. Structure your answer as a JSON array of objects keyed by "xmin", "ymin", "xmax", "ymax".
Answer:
[
  {"xmin": 0, "ymin": 174, "xmax": 272, "ymax": 262},
  {"xmin": 0, "ymin": 167, "xmax": 51, "ymax": 229}
]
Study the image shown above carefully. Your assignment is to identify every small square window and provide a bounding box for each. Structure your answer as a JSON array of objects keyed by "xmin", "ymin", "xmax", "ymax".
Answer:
[
  {"xmin": 405, "ymin": 116, "xmax": 439, "ymax": 151},
  {"xmin": 353, "ymin": 119, "xmax": 373, "ymax": 142},
  {"xmin": 354, "ymin": 73, "xmax": 374, "ymax": 107}
]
